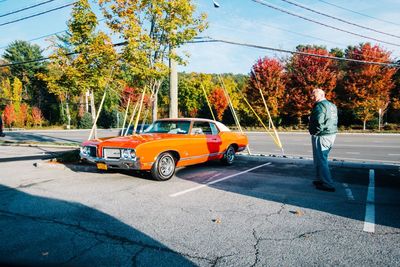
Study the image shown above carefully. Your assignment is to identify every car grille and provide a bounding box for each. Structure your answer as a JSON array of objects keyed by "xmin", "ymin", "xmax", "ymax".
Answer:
[
  {"xmin": 88, "ymin": 146, "xmax": 97, "ymax": 157},
  {"xmin": 103, "ymin": 148, "xmax": 121, "ymax": 159}
]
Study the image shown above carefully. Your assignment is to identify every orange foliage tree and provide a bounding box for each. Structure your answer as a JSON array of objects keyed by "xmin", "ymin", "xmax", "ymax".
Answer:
[
  {"xmin": 208, "ymin": 87, "xmax": 228, "ymax": 121},
  {"xmin": 285, "ymin": 46, "xmax": 338, "ymax": 125},
  {"xmin": 342, "ymin": 43, "xmax": 396, "ymax": 130},
  {"xmin": 247, "ymin": 57, "xmax": 286, "ymax": 119},
  {"xmin": 31, "ymin": 107, "xmax": 43, "ymax": 127},
  {"xmin": 3, "ymin": 104, "xmax": 15, "ymax": 128}
]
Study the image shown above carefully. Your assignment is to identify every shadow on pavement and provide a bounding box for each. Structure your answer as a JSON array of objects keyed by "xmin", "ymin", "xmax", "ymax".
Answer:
[
  {"xmin": 0, "ymin": 184, "xmax": 194, "ymax": 267},
  {"xmin": 174, "ymin": 160, "xmax": 400, "ymax": 230}
]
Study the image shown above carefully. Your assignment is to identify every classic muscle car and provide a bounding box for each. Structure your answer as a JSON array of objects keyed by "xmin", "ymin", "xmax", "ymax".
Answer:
[{"xmin": 80, "ymin": 118, "xmax": 248, "ymax": 181}]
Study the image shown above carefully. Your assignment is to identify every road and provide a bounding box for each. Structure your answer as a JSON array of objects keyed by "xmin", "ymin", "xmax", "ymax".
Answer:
[
  {"xmin": 2, "ymin": 129, "xmax": 399, "ymax": 164},
  {"xmin": 0, "ymin": 149, "xmax": 399, "ymax": 266}
]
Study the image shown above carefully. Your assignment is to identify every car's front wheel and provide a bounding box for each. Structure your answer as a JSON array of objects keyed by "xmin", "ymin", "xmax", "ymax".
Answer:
[
  {"xmin": 221, "ymin": 145, "xmax": 236, "ymax": 165},
  {"xmin": 151, "ymin": 152, "xmax": 176, "ymax": 181}
]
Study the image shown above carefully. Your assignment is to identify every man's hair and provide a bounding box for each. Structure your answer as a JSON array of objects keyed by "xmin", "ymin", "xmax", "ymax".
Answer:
[{"xmin": 312, "ymin": 88, "xmax": 325, "ymax": 98}]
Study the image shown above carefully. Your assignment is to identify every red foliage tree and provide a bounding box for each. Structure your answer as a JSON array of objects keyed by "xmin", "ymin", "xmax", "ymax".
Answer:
[
  {"xmin": 285, "ymin": 46, "xmax": 339, "ymax": 124},
  {"xmin": 3, "ymin": 104, "xmax": 15, "ymax": 127},
  {"xmin": 208, "ymin": 87, "xmax": 228, "ymax": 121},
  {"xmin": 31, "ymin": 107, "xmax": 43, "ymax": 127},
  {"xmin": 247, "ymin": 57, "xmax": 286, "ymax": 118},
  {"xmin": 121, "ymin": 86, "xmax": 150, "ymax": 109},
  {"xmin": 342, "ymin": 43, "xmax": 396, "ymax": 130}
]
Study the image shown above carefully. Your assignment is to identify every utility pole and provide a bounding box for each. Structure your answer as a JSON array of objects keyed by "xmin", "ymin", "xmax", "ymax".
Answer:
[{"xmin": 169, "ymin": 48, "xmax": 178, "ymax": 118}]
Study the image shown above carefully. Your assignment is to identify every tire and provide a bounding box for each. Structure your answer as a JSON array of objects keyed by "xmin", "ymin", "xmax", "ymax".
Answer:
[
  {"xmin": 151, "ymin": 152, "xmax": 176, "ymax": 181},
  {"xmin": 221, "ymin": 145, "xmax": 236, "ymax": 165}
]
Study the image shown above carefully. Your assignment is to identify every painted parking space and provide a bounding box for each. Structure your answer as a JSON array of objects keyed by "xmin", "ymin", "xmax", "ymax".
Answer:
[{"xmin": 0, "ymin": 153, "xmax": 399, "ymax": 266}]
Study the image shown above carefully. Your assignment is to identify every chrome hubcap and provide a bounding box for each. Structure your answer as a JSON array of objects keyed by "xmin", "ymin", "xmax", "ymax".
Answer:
[
  {"xmin": 227, "ymin": 147, "xmax": 235, "ymax": 162},
  {"xmin": 159, "ymin": 155, "xmax": 174, "ymax": 176}
]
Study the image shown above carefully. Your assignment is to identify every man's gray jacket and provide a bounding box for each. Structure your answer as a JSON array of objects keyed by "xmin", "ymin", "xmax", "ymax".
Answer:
[{"xmin": 309, "ymin": 99, "xmax": 338, "ymax": 136}]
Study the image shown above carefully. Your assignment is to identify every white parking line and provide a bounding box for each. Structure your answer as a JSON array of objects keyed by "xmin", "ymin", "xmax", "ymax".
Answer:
[
  {"xmin": 170, "ymin": 162, "xmax": 272, "ymax": 197},
  {"xmin": 363, "ymin": 169, "xmax": 375, "ymax": 233},
  {"xmin": 388, "ymin": 154, "xmax": 400, "ymax": 156},
  {"xmin": 342, "ymin": 183, "xmax": 355, "ymax": 201},
  {"xmin": 345, "ymin": 152, "xmax": 360, "ymax": 155}
]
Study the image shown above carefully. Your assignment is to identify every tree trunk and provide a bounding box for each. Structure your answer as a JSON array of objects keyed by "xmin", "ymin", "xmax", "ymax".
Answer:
[
  {"xmin": 65, "ymin": 101, "xmax": 71, "ymax": 130},
  {"xmin": 363, "ymin": 119, "xmax": 367, "ymax": 131},
  {"xmin": 90, "ymin": 90, "xmax": 97, "ymax": 138},
  {"xmin": 152, "ymin": 93, "xmax": 158, "ymax": 122}
]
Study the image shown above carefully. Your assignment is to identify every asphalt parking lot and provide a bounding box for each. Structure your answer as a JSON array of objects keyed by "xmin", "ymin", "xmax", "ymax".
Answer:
[{"xmin": 0, "ymin": 151, "xmax": 399, "ymax": 266}]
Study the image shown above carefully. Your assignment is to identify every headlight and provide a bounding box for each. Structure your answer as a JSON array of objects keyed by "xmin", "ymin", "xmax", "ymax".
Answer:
[
  {"xmin": 81, "ymin": 146, "xmax": 88, "ymax": 155},
  {"xmin": 122, "ymin": 149, "xmax": 130, "ymax": 159},
  {"xmin": 130, "ymin": 149, "xmax": 136, "ymax": 159}
]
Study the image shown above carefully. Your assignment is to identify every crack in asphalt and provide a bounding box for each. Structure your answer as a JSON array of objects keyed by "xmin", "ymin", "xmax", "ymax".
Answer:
[
  {"xmin": 250, "ymin": 229, "xmax": 261, "ymax": 267},
  {"xmin": 210, "ymin": 253, "xmax": 238, "ymax": 267}
]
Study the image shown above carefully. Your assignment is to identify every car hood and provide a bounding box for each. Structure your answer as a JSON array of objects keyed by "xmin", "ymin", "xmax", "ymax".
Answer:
[{"xmin": 93, "ymin": 133, "xmax": 188, "ymax": 149}]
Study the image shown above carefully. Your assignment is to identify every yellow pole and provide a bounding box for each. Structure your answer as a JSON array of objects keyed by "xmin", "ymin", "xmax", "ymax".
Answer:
[
  {"xmin": 258, "ymin": 88, "xmax": 284, "ymax": 154},
  {"xmin": 241, "ymin": 94, "xmax": 281, "ymax": 148},
  {"xmin": 125, "ymin": 101, "xmax": 139, "ymax": 136},
  {"xmin": 218, "ymin": 75, "xmax": 251, "ymax": 155},
  {"xmin": 88, "ymin": 90, "xmax": 107, "ymax": 140},
  {"xmin": 121, "ymin": 97, "xmax": 131, "ymax": 136},
  {"xmin": 133, "ymin": 87, "xmax": 147, "ymax": 134},
  {"xmin": 201, "ymin": 83, "xmax": 216, "ymax": 121}
]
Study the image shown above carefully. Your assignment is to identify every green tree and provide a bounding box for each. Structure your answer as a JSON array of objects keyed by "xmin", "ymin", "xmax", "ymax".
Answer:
[
  {"xmin": 99, "ymin": 0, "xmax": 207, "ymax": 121},
  {"xmin": 41, "ymin": 0, "xmax": 119, "ymax": 128}
]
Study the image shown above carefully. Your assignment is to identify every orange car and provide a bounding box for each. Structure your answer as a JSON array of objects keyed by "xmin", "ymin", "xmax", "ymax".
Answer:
[{"xmin": 80, "ymin": 118, "xmax": 248, "ymax": 181}]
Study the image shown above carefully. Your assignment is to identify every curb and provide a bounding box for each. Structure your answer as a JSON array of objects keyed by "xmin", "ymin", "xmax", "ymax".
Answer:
[
  {"xmin": 237, "ymin": 154, "xmax": 400, "ymax": 170},
  {"xmin": 34, "ymin": 161, "xmax": 98, "ymax": 172},
  {"xmin": 0, "ymin": 142, "xmax": 79, "ymax": 149}
]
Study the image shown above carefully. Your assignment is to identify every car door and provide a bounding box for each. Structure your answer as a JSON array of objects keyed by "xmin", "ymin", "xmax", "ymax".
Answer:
[{"xmin": 192, "ymin": 121, "xmax": 222, "ymax": 157}]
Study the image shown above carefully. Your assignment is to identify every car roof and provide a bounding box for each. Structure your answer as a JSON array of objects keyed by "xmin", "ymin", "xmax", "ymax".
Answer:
[{"xmin": 156, "ymin": 118, "xmax": 216, "ymax": 123}]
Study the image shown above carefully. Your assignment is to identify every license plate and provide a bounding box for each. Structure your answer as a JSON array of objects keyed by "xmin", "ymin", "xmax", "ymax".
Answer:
[{"xmin": 97, "ymin": 163, "xmax": 108, "ymax": 170}]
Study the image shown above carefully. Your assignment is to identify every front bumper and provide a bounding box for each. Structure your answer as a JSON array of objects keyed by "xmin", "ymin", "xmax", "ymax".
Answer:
[{"xmin": 80, "ymin": 152, "xmax": 141, "ymax": 170}]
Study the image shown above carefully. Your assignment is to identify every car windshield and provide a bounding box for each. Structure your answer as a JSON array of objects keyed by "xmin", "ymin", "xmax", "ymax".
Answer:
[{"xmin": 145, "ymin": 120, "xmax": 191, "ymax": 134}]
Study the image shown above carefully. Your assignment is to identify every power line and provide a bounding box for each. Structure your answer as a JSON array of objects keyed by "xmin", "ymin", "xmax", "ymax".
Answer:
[
  {"xmin": 0, "ymin": 2, "xmax": 75, "ymax": 28},
  {"xmin": 0, "ymin": 0, "xmax": 57, "ymax": 18},
  {"xmin": 317, "ymin": 0, "xmax": 400, "ymax": 27},
  {"xmin": 250, "ymin": 0, "xmax": 400, "ymax": 48},
  {"xmin": 0, "ymin": 18, "xmax": 107, "ymax": 50},
  {"xmin": 190, "ymin": 37, "xmax": 400, "ymax": 67},
  {"xmin": 1, "ymin": 38, "xmax": 398, "ymax": 69},
  {"xmin": 278, "ymin": 0, "xmax": 400, "ymax": 39}
]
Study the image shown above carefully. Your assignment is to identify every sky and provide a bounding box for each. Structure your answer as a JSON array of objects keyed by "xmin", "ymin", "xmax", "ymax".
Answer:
[{"xmin": 0, "ymin": 0, "xmax": 400, "ymax": 74}]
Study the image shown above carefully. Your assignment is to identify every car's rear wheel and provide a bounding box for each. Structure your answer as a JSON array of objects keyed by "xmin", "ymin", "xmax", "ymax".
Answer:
[
  {"xmin": 151, "ymin": 152, "xmax": 176, "ymax": 181},
  {"xmin": 221, "ymin": 145, "xmax": 235, "ymax": 165}
]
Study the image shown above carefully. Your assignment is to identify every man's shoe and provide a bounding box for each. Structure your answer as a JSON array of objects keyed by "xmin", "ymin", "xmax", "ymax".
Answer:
[
  {"xmin": 312, "ymin": 180, "xmax": 323, "ymax": 186},
  {"xmin": 316, "ymin": 184, "xmax": 335, "ymax": 192}
]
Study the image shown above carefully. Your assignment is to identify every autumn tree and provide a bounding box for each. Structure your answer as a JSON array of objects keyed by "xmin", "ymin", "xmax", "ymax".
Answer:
[
  {"xmin": 3, "ymin": 104, "xmax": 15, "ymax": 127},
  {"xmin": 285, "ymin": 45, "xmax": 339, "ymax": 125},
  {"xmin": 31, "ymin": 107, "xmax": 43, "ymax": 127},
  {"xmin": 209, "ymin": 87, "xmax": 228, "ymax": 121},
  {"xmin": 247, "ymin": 57, "xmax": 286, "ymax": 120},
  {"xmin": 12, "ymin": 78, "xmax": 23, "ymax": 127},
  {"xmin": 342, "ymin": 43, "xmax": 396, "ymax": 130},
  {"xmin": 99, "ymin": 0, "xmax": 207, "ymax": 121},
  {"xmin": 41, "ymin": 0, "xmax": 119, "ymax": 129}
]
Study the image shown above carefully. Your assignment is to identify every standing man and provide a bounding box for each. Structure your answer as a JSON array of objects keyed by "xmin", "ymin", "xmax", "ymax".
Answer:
[{"xmin": 309, "ymin": 88, "xmax": 338, "ymax": 192}]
